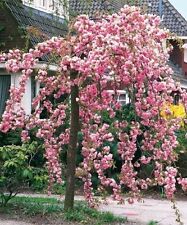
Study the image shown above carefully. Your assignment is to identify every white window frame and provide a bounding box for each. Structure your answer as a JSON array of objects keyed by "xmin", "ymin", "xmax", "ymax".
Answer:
[{"xmin": 107, "ymin": 90, "xmax": 130, "ymax": 105}]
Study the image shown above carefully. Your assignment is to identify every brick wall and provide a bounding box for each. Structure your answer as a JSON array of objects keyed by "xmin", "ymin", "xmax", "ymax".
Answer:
[
  {"xmin": 170, "ymin": 40, "xmax": 187, "ymax": 77},
  {"xmin": 182, "ymin": 50, "xmax": 187, "ymax": 76}
]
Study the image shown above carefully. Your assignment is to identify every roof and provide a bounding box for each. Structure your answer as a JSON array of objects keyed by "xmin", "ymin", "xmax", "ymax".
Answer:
[
  {"xmin": 2, "ymin": 0, "xmax": 187, "ymax": 82},
  {"xmin": 4, "ymin": 0, "xmax": 67, "ymax": 48},
  {"xmin": 140, "ymin": 0, "xmax": 187, "ymax": 36},
  {"xmin": 69, "ymin": 0, "xmax": 112, "ymax": 17},
  {"xmin": 70, "ymin": 0, "xmax": 187, "ymax": 84},
  {"xmin": 70, "ymin": 0, "xmax": 187, "ymax": 36},
  {"xmin": 4, "ymin": 0, "xmax": 187, "ymax": 43}
]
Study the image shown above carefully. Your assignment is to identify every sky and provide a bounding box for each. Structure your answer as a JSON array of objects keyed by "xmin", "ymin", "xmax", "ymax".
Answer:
[{"xmin": 169, "ymin": 0, "xmax": 187, "ymax": 20}]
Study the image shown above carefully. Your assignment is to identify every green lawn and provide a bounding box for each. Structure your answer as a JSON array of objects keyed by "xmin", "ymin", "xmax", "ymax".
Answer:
[{"xmin": 0, "ymin": 195, "xmax": 126, "ymax": 225}]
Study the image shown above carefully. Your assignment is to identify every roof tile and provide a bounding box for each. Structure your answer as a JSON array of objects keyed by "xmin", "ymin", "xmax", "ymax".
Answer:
[
  {"xmin": 70, "ymin": 0, "xmax": 187, "ymax": 36},
  {"xmin": 4, "ymin": 0, "xmax": 67, "ymax": 47}
]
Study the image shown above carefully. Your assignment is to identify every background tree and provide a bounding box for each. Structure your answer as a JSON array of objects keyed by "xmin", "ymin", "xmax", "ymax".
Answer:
[{"xmin": 0, "ymin": 5, "xmax": 187, "ymax": 210}]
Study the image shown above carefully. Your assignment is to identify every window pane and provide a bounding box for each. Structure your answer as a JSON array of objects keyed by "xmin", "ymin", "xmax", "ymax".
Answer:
[
  {"xmin": 119, "ymin": 94, "xmax": 126, "ymax": 100},
  {"xmin": 0, "ymin": 75, "xmax": 11, "ymax": 116},
  {"xmin": 31, "ymin": 76, "xmax": 36, "ymax": 101},
  {"xmin": 118, "ymin": 93, "xmax": 126, "ymax": 105},
  {"xmin": 39, "ymin": 0, "xmax": 46, "ymax": 7},
  {"xmin": 42, "ymin": 0, "xmax": 47, "ymax": 7}
]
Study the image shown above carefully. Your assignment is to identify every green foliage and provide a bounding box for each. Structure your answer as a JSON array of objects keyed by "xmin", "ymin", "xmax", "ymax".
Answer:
[
  {"xmin": 52, "ymin": 183, "xmax": 66, "ymax": 195},
  {"xmin": 0, "ymin": 196, "xmax": 63, "ymax": 216},
  {"xmin": 175, "ymin": 129, "xmax": 187, "ymax": 177},
  {"xmin": 97, "ymin": 104, "xmax": 142, "ymax": 181},
  {"xmin": 175, "ymin": 129, "xmax": 187, "ymax": 154},
  {"xmin": 76, "ymin": 104, "xmax": 143, "ymax": 191},
  {"xmin": 62, "ymin": 201, "xmax": 125, "ymax": 225},
  {"xmin": 0, "ymin": 143, "xmax": 48, "ymax": 206},
  {"xmin": 29, "ymin": 168, "xmax": 48, "ymax": 191},
  {"xmin": 0, "ymin": 23, "xmax": 5, "ymax": 32},
  {"xmin": 0, "ymin": 18, "xmax": 5, "ymax": 47},
  {"xmin": 0, "ymin": 129, "xmax": 68, "ymax": 194},
  {"xmin": 0, "ymin": 129, "xmax": 22, "ymax": 146},
  {"xmin": 147, "ymin": 221, "xmax": 158, "ymax": 225},
  {"xmin": 0, "ymin": 128, "xmax": 49, "ymax": 191}
]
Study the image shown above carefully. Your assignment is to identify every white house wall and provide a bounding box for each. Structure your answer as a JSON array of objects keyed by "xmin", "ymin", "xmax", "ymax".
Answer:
[
  {"xmin": 22, "ymin": 0, "xmax": 68, "ymax": 19},
  {"xmin": 11, "ymin": 74, "xmax": 32, "ymax": 115}
]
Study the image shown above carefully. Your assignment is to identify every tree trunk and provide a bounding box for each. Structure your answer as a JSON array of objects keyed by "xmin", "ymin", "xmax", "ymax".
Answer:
[{"xmin": 64, "ymin": 71, "xmax": 79, "ymax": 211}]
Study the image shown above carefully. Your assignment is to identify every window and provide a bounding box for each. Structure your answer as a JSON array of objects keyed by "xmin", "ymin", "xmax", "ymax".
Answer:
[
  {"xmin": 23, "ymin": 0, "xmax": 48, "ymax": 10},
  {"xmin": 37, "ymin": 0, "xmax": 47, "ymax": 8},
  {"xmin": 0, "ymin": 75, "xmax": 11, "ymax": 116},
  {"xmin": 50, "ymin": 0, "xmax": 64, "ymax": 16},
  {"xmin": 23, "ymin": 0, "xmax": 65, "ymax": 18},
  {"xmin": 118, "ymin": 93, "xmax": 127, "ymax": 105},
  {"xmin": 171, "ymin": 91, "xmax": 181, "ymax": 105},
  {"xmin": 0, "ymin": 74, "xmax": 41, "ymax": 116},
  {"xmin": 107, "ymin": 90, "xmax": 129, "ymax": 106},
  {"xmin": 23, "ymin": 0, "xmax": 32, "ymax": 4},
  {"xmin": 40, "ymin": 0, "xmax": 47, "ymax": 8},
  {"xmin": 22, "ymin": 0, "xmax": 34, "ymax": 6},
  {"xmin": 50, "ymin": 0, "xmax": 55, "ymax": 10},
  {"xmin": 31, "ymin": 76, "xmax": 36, "ymax": 101}
]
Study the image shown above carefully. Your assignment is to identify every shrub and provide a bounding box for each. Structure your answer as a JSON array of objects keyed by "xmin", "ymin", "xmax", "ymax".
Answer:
[
  {"xmin": 175, "ymin": 129, "xmax": 187, "ymax": 177},
  {"xmin": 0, "ymin": 129, "xmax": 21, "ymax": 146},
  {"xmin": 0, "ymin": 143, "xmax": 48, "ymax": 206}
]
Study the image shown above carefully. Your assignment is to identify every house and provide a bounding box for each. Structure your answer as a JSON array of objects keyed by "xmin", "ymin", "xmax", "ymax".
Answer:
[
  {"xmin": 0, "ymin": 0, "xmax": 67, "ymax": 115},
  {"xmin": 0, "ymin": 0, "xmax": 187, "ymax": 115}
]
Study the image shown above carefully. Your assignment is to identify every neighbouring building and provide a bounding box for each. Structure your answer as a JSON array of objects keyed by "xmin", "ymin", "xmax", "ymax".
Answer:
[{"xmin": 0, "ymin": 0, "xmax": 187, "ymax": 116}]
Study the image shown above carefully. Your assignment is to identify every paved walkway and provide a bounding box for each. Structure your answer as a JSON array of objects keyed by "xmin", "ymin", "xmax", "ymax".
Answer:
[
  {"xmin": 0, "ymin": 194, "xmax": 187, "ymax": 225},
  {"xmin": 99, "ymin": 198, "xmax": 187, "ymax": 225},
  {"xmin": 0, "ymin": 221, "xmax": 32, "ymax": 225}
]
